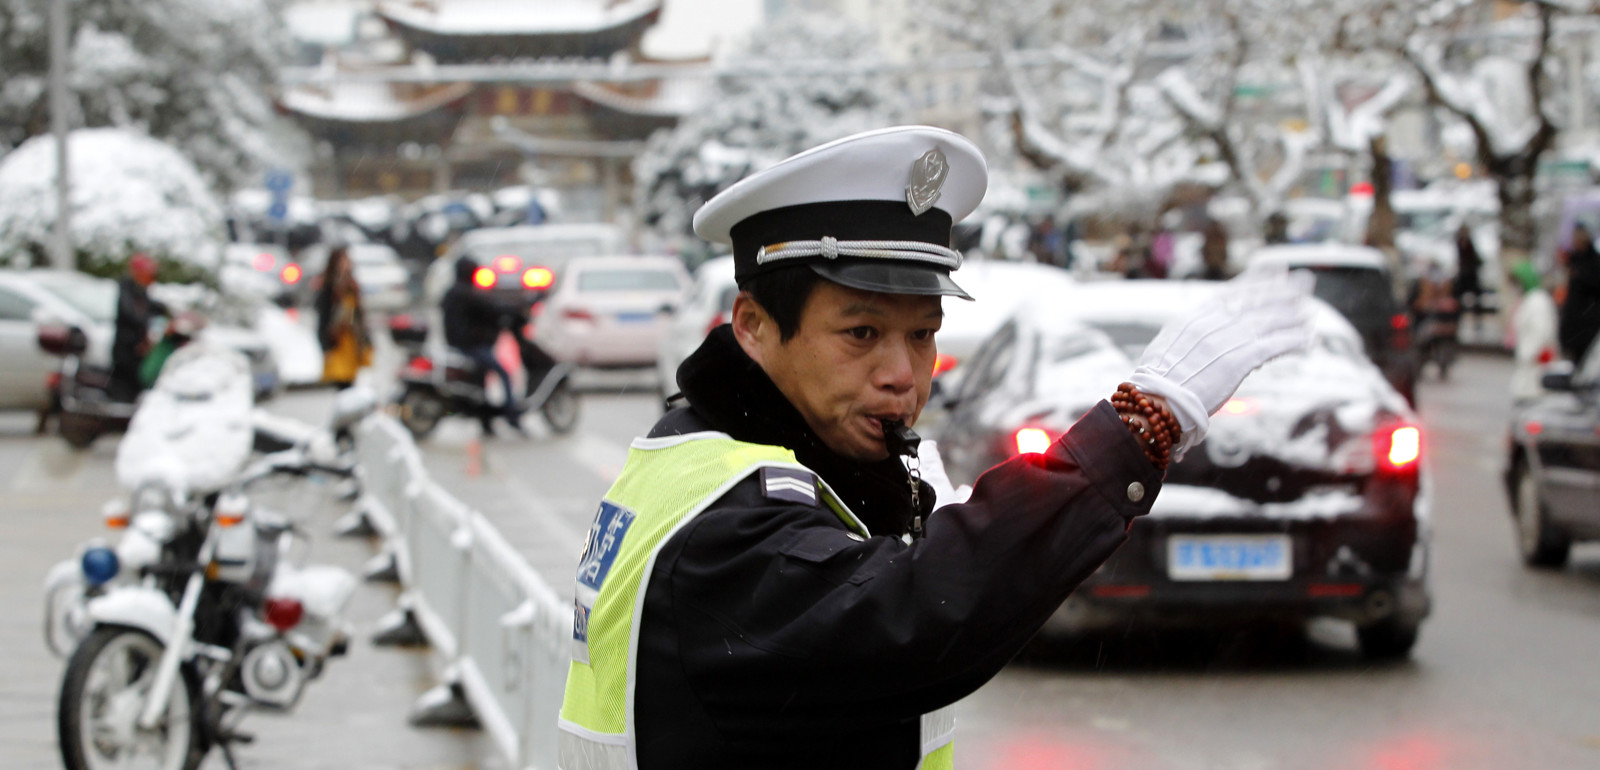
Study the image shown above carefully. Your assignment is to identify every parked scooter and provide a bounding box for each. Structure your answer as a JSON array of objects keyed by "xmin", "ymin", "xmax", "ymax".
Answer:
[
  {"xmin": 44, "ymin": 344, "xmax": 358, "ymax": 770},
  {"xmin": 391, "ymin": 318, "xmax": 579, "ymax": 439},
  {"xmin": 38, "ymin": 313, "xmax": 203, "ymax": 450}
]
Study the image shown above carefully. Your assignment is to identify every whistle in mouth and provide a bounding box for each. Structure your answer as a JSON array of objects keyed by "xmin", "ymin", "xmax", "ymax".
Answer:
[{"xmin": 882, "ymin": 420, "xmax": 921, "ymax": 459}]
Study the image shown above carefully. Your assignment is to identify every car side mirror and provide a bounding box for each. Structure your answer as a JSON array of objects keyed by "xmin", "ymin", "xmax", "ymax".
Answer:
[
  {"xmin": 38, "ymin": 324, "xmax": 88, "ymax": 356},
  {"xmin": 1541, "ymin": 371, "xmax": 1575, "ymax": 392}
]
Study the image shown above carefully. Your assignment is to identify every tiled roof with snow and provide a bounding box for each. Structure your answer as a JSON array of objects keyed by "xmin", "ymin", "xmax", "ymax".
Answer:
[
  {"xmin": 377, "ymin": 0, "xmax": 660, "ymax": 36},
  {"xmin": 279, "ymin": 81, "xmax": 473, "ymax": 122}
]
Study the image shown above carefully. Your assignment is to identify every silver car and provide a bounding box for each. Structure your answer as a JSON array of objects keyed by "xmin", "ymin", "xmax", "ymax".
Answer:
[{"xmin": 0, "ymin": 270, "xmax": 117, "ymax": 411}]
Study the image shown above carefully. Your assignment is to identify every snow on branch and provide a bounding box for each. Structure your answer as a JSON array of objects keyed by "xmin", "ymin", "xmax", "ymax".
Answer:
[{"xmin": 1155, "ymin": 68, "xmax": 1224, "ymax": 131}]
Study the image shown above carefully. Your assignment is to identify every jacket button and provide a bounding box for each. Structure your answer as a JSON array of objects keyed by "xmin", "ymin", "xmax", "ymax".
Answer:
[{"xmin": 1126, "ymin": 482, "xmax": 1146, "ymax": 502}]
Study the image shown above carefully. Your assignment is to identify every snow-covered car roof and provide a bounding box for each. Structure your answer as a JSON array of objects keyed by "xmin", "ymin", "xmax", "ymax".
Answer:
[
  {"xmin": 939, "ymin": 260, "xmax": 1077, "ymax": 364},
  {"xmin": 1247, "ymin": 244, "xmax": 1388, "ymax": 271}
]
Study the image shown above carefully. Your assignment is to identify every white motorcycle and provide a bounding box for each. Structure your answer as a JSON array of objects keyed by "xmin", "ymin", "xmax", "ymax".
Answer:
[{"xmin": 43, "ymin": 344, "xmax": 367, "ymax": 770}]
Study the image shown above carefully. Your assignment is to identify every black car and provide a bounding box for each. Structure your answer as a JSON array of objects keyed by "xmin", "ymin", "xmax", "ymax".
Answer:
[
  {"xmin": 1250, "ymin": 245, "xmax": 1420, "ymax": 404},
  {"xmin": 936, "ymin": 280, "xmax": 1432, "ymax": 659},
  {"xmin": 1504, "ymin": 336, "xmax": 1600, "ymax": 567}
]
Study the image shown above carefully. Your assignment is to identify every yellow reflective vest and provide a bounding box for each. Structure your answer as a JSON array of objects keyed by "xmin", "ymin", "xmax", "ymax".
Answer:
[{"xmin": 557, "ymin": 430, "xmax": 955, "ymax": 769}]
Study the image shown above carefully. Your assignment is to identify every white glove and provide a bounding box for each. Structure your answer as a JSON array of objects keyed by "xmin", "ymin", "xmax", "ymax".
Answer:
[
  {"xmin": 1128, "ymin": 268, "xmax": 1315, "ymax": 459},
  {"xmin": 905, "ymin": 439, "xmax": 971, "ymax": 511}
]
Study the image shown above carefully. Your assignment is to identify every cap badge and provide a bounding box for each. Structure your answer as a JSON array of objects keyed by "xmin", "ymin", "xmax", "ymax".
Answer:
[{"xmin": 905, "ymin": 148, "xmax": 948, "ymax": 216}]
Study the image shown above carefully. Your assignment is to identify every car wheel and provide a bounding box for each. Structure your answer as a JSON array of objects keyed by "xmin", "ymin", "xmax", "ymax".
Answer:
[
  {"xmin": 1514, "ymin": 468, "xmax": 1570, "ymax": 568},
  {"xmin": 1356, "ymin": 617, "xmax": 1420, "ymax": 660}
]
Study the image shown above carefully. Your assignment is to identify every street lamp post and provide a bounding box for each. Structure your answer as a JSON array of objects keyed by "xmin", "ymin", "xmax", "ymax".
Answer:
[{"xmin": 49, "ymin": 0, "xmax": 72, "ymax": 270}]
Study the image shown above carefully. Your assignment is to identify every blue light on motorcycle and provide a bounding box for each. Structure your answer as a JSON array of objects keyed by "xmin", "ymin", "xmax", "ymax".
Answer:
[{"xmin": 81, "ymin": 547, "xmax": 120, "ymax": 586}]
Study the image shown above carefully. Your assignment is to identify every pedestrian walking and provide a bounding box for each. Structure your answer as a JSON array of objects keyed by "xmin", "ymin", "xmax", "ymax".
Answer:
[
  {"xmin": 1509, "ymin": 260, "xmax": 1559, "ymax": 402},
  {"xmin": 109, "ymin": 253, "xmax": 168, "ymax": 401},
  {"xmin": 556, "ymin": 126, "xmax": 1313, "ymax": 769},
  {"xmin": 1197, "ymin": 217, "xmax": 1234, "ymax": 280},
  {"xmin": 1559, "ymin": 224, "xmax": 1600, "ymax": 366},
  {"xmin": 1453, "ymin": 225, "xmax": 1484, "ymax": 337},
  {"xmin": 314, "ymin": 244, "xmax": 372, "ymax": 389}
]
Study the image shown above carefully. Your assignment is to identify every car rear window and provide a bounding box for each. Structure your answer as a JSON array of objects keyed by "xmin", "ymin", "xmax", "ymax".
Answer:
[
  {"xmin": 576, "ymin": 269, "xmax": 682, "ymax": 292},
  {"xmin": 34, "ymin": 277, "xmax": 116, "ymax": 323},
  {"xmin": 1089, "ymin": 322, "xmax": 1162, "ymax": 360},
  {"xmin": 1303, "ymin": 267, "xmax": 1395, "ymax": 325}
]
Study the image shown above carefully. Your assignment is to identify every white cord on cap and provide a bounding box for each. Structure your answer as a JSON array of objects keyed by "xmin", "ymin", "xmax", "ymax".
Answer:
[{"xmin": 756, "ymin": 238, "xmax": 962, "ymax": 269}]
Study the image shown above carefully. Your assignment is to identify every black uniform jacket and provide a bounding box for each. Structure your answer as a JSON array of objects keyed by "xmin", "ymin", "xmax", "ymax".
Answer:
[
  {"xmin": 630, "ymin": 326, "xmax": 1161, "ymax": 769},
  {"xmin": 112, "ymin": 276, "xmax": 166, "ymax": 375}
]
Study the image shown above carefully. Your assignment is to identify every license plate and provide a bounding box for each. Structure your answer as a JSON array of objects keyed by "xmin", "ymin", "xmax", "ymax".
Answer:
[
  {"xmin": 615, "ymin": 312, "xmax": 654, "ymax": 324},
  {"xmin": 1167, "ymin": 534, "xmax": 1291, "ymax": 581}
]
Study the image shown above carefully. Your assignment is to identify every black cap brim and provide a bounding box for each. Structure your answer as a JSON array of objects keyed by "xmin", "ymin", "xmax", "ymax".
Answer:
[{"xmin": 808, "ymin": 259, "xmax": 973, "ymax": 300}]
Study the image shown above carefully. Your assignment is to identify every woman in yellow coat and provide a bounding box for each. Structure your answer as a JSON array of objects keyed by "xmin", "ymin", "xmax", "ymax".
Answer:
[{"xmin": 314, "ymin": 246, "xmax": 372, "ymax": 388}]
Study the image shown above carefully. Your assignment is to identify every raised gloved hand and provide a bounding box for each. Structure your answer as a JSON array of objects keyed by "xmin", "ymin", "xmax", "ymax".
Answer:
[{"xmin": 1128, "ymin": 267, "xmax": 1315, "ymax": 459}]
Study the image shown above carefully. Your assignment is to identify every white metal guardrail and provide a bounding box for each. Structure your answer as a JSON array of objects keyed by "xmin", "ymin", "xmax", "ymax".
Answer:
[{"xmin": 352, "ymin": 414, "xmax": 570, "ymax": 770}]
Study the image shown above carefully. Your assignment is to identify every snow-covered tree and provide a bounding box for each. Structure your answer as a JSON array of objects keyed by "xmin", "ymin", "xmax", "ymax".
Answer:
[
  {"xmin": 632, "ymin": 12, "xmax": 912, "ymax": 254},
  {"xmin": 1349, "ymin": 0, "xmax": 1599, "ymax": 263},
  {"xmin": 0, "ymin": 0, "xmax": 291, "ymax": 189},
  {"xmin": 0, "ymin": 128, "xmax": 224, "ymax": 277}
]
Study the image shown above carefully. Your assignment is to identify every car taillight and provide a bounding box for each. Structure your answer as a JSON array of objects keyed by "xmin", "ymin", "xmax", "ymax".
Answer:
[
  {"xmin": 1013, "ymin": 427, "xmax": 1057, "ymax": 455},
  {"xmin": 473, "ymin": 267, "xmax": 497, "ymax": 289},
  {"xmin": 1375, "ymin": 424, "xmax": 1421, "ymax": 472},
  {"xmin": 522, "ymin": 267, "xmax": 553, "ymax": 289},
  {"xmin": 1525, "ymin": 421, "xmax": 1543, "ymax": 436},
  {"xmin": 495, "ymin": 255, "xmax": 522, "ymax": 273},
  {"xmin": 1219, "ymin": 397, "xmax": 1258, "ymax": 416},
  {"xmin": 932, "ymin": 353, "xmax": 959, "ymax": 377},
  {"xmin": 406, "ymin": 356, "xmax": 434, "ymax": 375},
  {"xmin": 253, "ymin": 252, "xmax": 275, "ymax": 272},
  {"xmin": 281, "ymin": 264, "xmax": 302, "ymax": 284},
  {"xmin": 1390, "ymin": 314, "xmax": 1409, "ymax": 331},
  {"xmin": 704, "ymin": 311, "xmax": 731, "ymax": 337},
  {"xmin": 1538, "ymin": 347, "xmax": 1555, "ymax": 364},
  {"xmin": 563, "ymin": 308, "xmax": 596, "ymax": 322}
]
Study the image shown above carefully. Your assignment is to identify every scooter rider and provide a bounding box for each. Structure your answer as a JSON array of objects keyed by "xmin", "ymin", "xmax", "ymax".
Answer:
[
  {"xmin": 441, "ymin": 257, "xmax": 522, "ymax": 434},
  {"xmin": 110, "ymin": 253, "xmax": 169, "ymax": 402},
  {"xmin": 557, "ymin": 126, "xmax": 1314, "ymax": 768}
]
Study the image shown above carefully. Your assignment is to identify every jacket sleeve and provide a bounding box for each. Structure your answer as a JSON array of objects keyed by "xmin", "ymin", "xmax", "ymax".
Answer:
[{"xmin": 655, "ymin": 401, "xmax": 1160, "ymax": 741}]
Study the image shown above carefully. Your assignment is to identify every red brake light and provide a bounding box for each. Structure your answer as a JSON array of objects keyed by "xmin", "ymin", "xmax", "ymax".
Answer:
[
  {"xmin": 1376, "ymin": 424, "xmax": 1421, "ymax": 471},
  {"xmin": 473, "ymin": 267, "xmax": 497, "ymax": 289},
  {"xmin": 495, "ymin": 255, "xmax": 521, "ymax": 273},
  {"xmin": 407, "ymin": 356, "xmax": 434, "ymax": 374},
  {"xmin": 1525, "ymin": 421, "xmax": 1543, "ymax": 436},
  {"xmin": 1538, "ymin": 347, "xmax": 1555, "ymax": 364},
  {"xmin": 280, "ymin": 264, "xmax": 302, "ymax": 284},
  {"xmin": 253, "ymin": 252, "xmax": 275, "ymax": 271},
  {"xmin": 932, "ymin": 353, "xmax": 959, "ymax": 377},
  {"xmin": 1014, "ymin": 427, "xmax": 1055, "ymax": 455},
  {"xmin": 1390, "ymin": 314, "xmax": 1409, "ymax": 331},
  {"xmin": 263, "ymin": 597, "xmax": 304, "ymax": 632},
  {"xmin": 522, "ymin": 267, "xmax": 553, "ymax": 289}
]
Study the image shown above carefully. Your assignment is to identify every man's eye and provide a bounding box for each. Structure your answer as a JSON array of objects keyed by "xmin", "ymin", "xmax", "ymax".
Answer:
[
  {"xmin": 912, "ymin": 329, "xmax": 937, "ymax": 342},
  {"xmin": 846, "ymin": 327, "xmax": 876, "ymax": 340}
]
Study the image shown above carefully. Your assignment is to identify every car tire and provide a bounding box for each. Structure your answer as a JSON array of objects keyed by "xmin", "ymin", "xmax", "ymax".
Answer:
[
  {"xmin": 58, "ymin": 413, "xmax": 99, "ymax": 451},
  {"xmin": 1356, "ymin": 617, "xmax": 1420, "ymax": 661},
  {"xmin": 1514, "ymin": 467, "xmax": 1570, "ymax": 568},
  {"xmin": 540, "ymin": 380, "xmax": 579, "ymax": 435}
]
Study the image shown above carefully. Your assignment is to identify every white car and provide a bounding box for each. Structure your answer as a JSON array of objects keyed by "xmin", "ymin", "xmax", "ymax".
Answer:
[
  {"xmin": 0, "ymin": 270, "xmax": 117, "ymax": 410},
  {"xmin": 300, "ymin": 242, "xmax": 412, "ymax": 313},
  {"xmin": 656, "ymin": 256, "xmax": 738, "ymax": 399},
  {"xmin": 423, "ymin": 223, "xmax": 627, "ymax": 307},
  {"xmin": 534, "ymin": 255, "xmax": 690, "ymax": 368}
]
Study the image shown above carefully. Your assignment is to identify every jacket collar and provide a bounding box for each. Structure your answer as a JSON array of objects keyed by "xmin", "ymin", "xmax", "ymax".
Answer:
[{"xmin": 676, "ymin": 326, "xmax": 926, "ymax": 536}]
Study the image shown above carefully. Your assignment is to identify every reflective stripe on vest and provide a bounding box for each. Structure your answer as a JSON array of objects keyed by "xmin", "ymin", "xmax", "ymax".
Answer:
[{"xmin": 557, "ymin": 431, "xmax": 954, "ymax": 770}]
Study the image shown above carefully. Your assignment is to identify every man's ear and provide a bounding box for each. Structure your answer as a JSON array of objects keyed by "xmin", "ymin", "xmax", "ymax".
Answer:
[{"xmin": 731, "ymin": 292, "xmax": 773, "ymax": 367}]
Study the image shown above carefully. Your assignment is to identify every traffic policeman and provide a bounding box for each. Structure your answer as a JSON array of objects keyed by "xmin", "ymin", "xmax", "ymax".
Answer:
[{"xmin": 558, "ymin": 126, "xmax": 1312, "ymax": 769}]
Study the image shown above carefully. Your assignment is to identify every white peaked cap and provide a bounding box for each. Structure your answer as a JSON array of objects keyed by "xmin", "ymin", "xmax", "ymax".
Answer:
[{"xmin": 693, "ymin": 125, "xmax": 989, "ymax": 245}]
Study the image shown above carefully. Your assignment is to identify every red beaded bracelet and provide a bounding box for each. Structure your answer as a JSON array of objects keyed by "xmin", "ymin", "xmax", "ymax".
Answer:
[{"xmin": 1111, "ymin": 382, "xmax": 1181, "ymax": 471}]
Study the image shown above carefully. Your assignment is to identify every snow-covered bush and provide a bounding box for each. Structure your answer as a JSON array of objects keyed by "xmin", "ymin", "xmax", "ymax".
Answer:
[{"xmin": 0, "ymin": 128, "xmax": 223, "ymax": 279}]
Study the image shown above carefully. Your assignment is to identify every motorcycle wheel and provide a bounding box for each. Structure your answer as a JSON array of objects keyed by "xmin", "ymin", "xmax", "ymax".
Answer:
[
  {"xmin": 58, "ymin": 626, "xmax": 207, "ymax": 770},
  {"xmin": 398, "ymin": 388, "xmax": 445, "ymax": 440},
  {"xmin": 59, "ymin": 412, "xmax": 100, "ymax": 451},
  {"xmin": 541, "ymin": 380, "xmax": 580, "ymax": 435}
]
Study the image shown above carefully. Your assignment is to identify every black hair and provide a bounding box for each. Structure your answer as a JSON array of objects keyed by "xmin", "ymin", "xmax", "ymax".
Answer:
[{"xmin": 738, "ymin": 266, "xmax": 822, "ymax": 343}]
